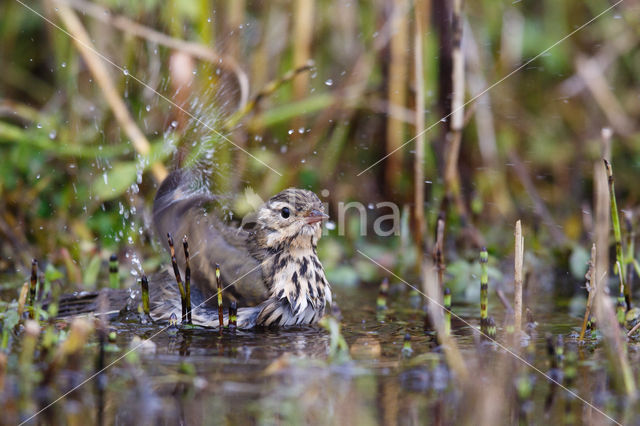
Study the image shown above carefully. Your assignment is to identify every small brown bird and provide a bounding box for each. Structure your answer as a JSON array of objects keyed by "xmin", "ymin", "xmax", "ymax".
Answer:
[{"xmin": 58, "ymin": 169, "xmax": 332, "ymax": 329}]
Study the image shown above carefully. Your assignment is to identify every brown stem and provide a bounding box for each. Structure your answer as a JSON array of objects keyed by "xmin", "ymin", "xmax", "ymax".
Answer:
[{"xmin": 53, "ymin": 1, "xmax": 167, "ymax": 182}]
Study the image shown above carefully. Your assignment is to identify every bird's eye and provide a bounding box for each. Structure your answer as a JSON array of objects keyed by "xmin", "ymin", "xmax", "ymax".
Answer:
[{"xmin": 281, "ymin": 207, "xmax": 290, "ymax": 219}]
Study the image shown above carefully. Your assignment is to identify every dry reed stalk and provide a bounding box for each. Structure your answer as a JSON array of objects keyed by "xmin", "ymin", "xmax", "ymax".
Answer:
[
  {"xmin": 422, "ymin": 257, "xmax": 469, "ymax": 383},
  {"xmin": 385, "ymin": 0, "xmax": 409, "ymax": 189},
  {"xmin": 627, "ymin": 320, "xmax": 640, "ymax": 337},
  {"xmin": 508, "ymin": 151, "xmax": 566, "ymax": 245},
  {"xmin": 594, "ymin": 128, "xmax": 611, "ymax": 279},
  {"xmin": 53, "ymin": 2, "xmax": 167, "ymax": 182},
  {"xmin": 59, "ymin": 0, "xmax": 249, "ymax": 107},
  {"xmin": 464, "ymin": 20, "xmax": 512, "ymax": 217},
  {"xmin": 249, "ymin": 3, "xmax": 272, "ymax": 95},
  {"xmin": 560, "ymin": 28, "xmax": 635, "ymax": 98},
  {"xmin": 169, "ymin": 51, "xmax": 195, "ymax": 134},
  {"xmin": 578, "ymin": 244, "xmax": 596, "ymax": 341},
  {"xmin": 226, "ymin": 0, "xmax": 245, "ymax": 59},
  {"xmin": 433, "ymin": 214, "xmax": 445, "ymax": 294},
  {"xmin": 514, "ymin": 220, "xmax": 524, "ymax": 334},
  {"xmin": 225, "ymin": 0, "xmax": 248, "ymax": 191},
  {"xmin": 17, "ymin": 282, "xmax": 29, "ymax": 319},
  {"xmin": 576, "ymin": 55, "xmax": 633, "ymax": 136},
  {"xmin": 292, "ymin": 2, "xmax": 409, "ymax": 162},
  {"xmin": 443, "ymin": 0, "xmax": 468, "ymax": 222},
  {"xmin": 293, "ymin": 0, "xmax": 313, "ymax": 100},
  {"xmin": 413, "ymin": 0, "xmax": 427, "ymax": 268}
]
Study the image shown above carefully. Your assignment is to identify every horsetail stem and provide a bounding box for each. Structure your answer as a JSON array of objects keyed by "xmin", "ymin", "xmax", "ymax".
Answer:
[
  {"xmin": 480, "ymin": 248, "xmax": 489, "ymax": 335},
  {"xmin": 28, "ymin": 259, "xmax": 37, "ymax": 319},
  {"xmin": 486, "ymin": 317, "xmax": 497, "ymax": 339},
  {"xmin": 140, "ymin": 275, "xmax": 150, "ymax": 317},
  {"xmin": 229, "ymin": 301, "xmax": 237, "ymax": 330},
  {"xmin": 402, "ymin": 332, "xmax": 413, "ymax": 357},
  {"xmin": 182, "ymin": 236, "xmax": 192, "ymax": 325},
  {"xmin": 216, "ymin": 264, "xmax": 223, "ymax": 330},
  {"xmin": 377, "ymin": 278, "xmax": 389, "ymax": 310},
  {"xmin": 109, "ymin": 254, "xmax": 119, "ymax": 289},
  {"xmin": 167, "ymin": 233, "xmax": 186, "ymax": 323}
]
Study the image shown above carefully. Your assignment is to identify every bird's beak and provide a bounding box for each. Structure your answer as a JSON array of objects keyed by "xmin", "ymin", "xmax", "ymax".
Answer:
[{"xmin": 305, "ymin": 208, "xmax": 329, "ymax": 224}]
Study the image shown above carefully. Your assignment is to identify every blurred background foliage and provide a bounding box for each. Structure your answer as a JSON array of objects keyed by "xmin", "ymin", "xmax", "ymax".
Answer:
[{"xmin": 0, "ymin": 0, "xmax": 639, "ymax": 295}]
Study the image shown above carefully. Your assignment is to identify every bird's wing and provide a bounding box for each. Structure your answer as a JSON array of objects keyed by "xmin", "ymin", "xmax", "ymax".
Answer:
[{"xmin": 152, "ymin": 170, "xmax": 269, "ymax": 307}]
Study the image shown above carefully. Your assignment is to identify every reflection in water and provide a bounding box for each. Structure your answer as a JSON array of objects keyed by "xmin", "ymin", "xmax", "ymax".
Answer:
[{"xmin": 8, "ymin": 283, "xmax": 639, "ymax": 425}]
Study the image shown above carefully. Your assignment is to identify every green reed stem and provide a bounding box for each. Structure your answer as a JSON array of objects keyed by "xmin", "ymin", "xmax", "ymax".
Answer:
[
  {"xmin": 624, "ymin": 211, "xmax": 634, "ymax": 310},
  {"xmin": 604, "ymin": 160, "xmax": 626, "ymax": 301},
  {"xmin": 617, "ymin": 267, "xmax": 626, "ymax": 327}
]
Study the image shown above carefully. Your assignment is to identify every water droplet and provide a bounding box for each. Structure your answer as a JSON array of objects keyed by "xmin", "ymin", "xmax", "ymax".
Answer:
[
  {"xmin": 36, "ymin": 123, "xmax": 42, "ymax": 129},
  {"xmin": 61, "ymin": 62, "xmax": 66, "ymax": 68},
  {"xmin": 324, "ymin": 79, "xmax": 333, "ymax": 86},
  {"xmin": 326, "ymin": 221, "xmax": 336, "ymax": 230},
  {"xmin": 300, "ymin": 159, "xmax": 306, "ymax": 164},
  {"xmin": 36, "ymin": 174, "xmax": 40, "ymax": 179},
  {"xmin": 170, "ymin": 120, "xmax": 178, "ymax": 128},
  {"xmin": 280, "ymin": 145, "xmax": 288, "ymax": 154},
  {"xmin": 367, "ymin": 203, "xmax": 374, "ymax": 210},
  {"xmin": 48, "ymin": 130, "xmax": 57, "ymax": 140},
  {"xmin": 145, "ymin": 105, "xmax": 151, "ymax": 112},
  {"xmin": 288, "ymin": 129, "xmax": 294, "ymax": 135},
  {"xmin": 123, "ymin": 68, "xmax": 129, "ymax": 76},
  {"xmin": 207, "ymin": 17, "xmax": 212, "ymax": 22},
  {"xmin": 298, "ymin": 127, "xmax": 305, "ymax": 134}
]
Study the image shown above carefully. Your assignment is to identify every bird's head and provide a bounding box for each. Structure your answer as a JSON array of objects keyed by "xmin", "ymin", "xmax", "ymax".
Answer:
[{"xmin": 251, "ymin": 188, "xmax": 328, "ymax": 250}]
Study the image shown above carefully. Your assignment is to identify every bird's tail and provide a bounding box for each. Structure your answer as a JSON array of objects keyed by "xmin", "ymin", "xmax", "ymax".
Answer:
[{"xmin": 54, "ymin": 288, "xmax": 132, "ymax": 319}]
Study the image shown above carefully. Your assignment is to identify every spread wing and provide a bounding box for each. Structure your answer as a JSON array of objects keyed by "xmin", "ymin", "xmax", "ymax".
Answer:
[{"xmin": 152, "ymin": 170, "xmax": 269, "ymax": 308}]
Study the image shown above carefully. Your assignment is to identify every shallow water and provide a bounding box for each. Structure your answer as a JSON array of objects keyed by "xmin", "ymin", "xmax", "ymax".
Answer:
[{"xmin": 3, "ymin": 280, "xmax": 637, "ymax": 425}]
